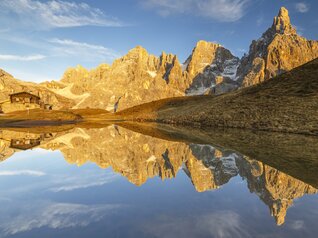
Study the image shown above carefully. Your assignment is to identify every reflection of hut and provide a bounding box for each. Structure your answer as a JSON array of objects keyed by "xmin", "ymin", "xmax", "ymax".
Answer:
[
  {"xmin": 10, "ymin": 138, "xmax": 41, "ymax": 150},
  {"xmin": 8, "ymin": 133, "xmax": 54, "ymax": 151},
  {"xmin": 9, "ymin": 92, "xmax": 40, "ymax": 105}
]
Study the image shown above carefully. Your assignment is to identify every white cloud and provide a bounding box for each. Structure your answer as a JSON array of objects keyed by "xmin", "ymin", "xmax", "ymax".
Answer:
[
  {"xmin": 0, "ymin": 0, "xmax": 123, "ymax": 29},
  {"xmin": 50, "ymin": 173, "xmax": 119, "ymax": 192},
  {"xmin": 237, "ymin": 48, "xmax": 247, "ymax": 53},
  {"xmin": 0, "ymin": 202, "xmax": 122, "ymax": 235},
  {"xmin": 289, "ymin": 220, "xmax": 305, "ymax": 230},
  {"xmin": 197, "ymin": 212, "xmax": 252, "ymax": 238},
  {"xmin": 141, "ymin": 0, "xmax": 250, "ymax": 22},
  {"xmin": 0, "ymin": 54, "xmax": 46, "ymax": 61},
  {"xmin": 49, "ymin": 38, "xmax": 121, "ymax": 61},
  {"xmin": 256, "ymin": 15, "xmax": 264, "ymax": 26},
  {"xmin": 143, "ymin": 211, "xmax": 252, "ymax": 238},
  {"xmin": 295, "ymin": 2, "xmax": 309, "ymax": 13},
  {"xmin": 0, "ymin": 170, "xmax": 45, "ymax": 176},
  {"xmin": 294, "ymin": 25, "xmax": 305, "ymax": 36}
]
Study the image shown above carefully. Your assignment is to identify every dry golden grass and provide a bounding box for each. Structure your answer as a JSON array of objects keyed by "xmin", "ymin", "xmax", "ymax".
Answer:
[{"xmin": 0, "ymin": 109, "xmax": 82, "ymax": 127}]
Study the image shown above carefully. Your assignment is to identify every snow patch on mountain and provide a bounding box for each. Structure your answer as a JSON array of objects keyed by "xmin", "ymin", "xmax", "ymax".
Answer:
[
  {"xmin": 147, "ymin": 71, "xmax": 157, "ymax": 78},
  {"xmin": 221, "ymin": 59, "xmax": 240, "ymax": 81},
  {"xmin": 187, "ymin": 86, "xmax": 213, "ymax": 96}
]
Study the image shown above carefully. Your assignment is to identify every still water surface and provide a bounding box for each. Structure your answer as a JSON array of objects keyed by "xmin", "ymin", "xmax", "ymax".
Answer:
[{"xmin": 0, "ymin": 124, "xmax": 317, "ymax": 238}]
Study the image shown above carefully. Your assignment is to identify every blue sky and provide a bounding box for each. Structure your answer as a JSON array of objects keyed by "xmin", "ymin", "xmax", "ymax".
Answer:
[{"xmin": 0, "ymin": 0, "xmax": 317, "ymax": 82}]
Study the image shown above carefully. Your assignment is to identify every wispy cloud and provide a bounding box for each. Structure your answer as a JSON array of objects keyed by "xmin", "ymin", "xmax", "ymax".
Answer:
[
  {"xmin": 0, "ymin": 202, "xmax": 122, "ymax": 235},
  {"xmin": 141, "ymin": 0, "xmax": 251, "ymax": 22},
  {"xmin": 0, "ymin": 0, "xmax": 124, "ymax": 29},
  {"xmin": 0, "ymin": 170, "xmax": 45, "ymax": 176},
  {"xmin": 143, "ymin": 211, "xmax": 252, "ymax": 238},
  {"xmin": 237, "ymin": 48, "xmax": 247, "ymax": 53},
  {"xmin": 289, "ymin": 220, "xmax": 305, "ymax": 230},
  {"xmin": 0, "ymin": 54, "xmax": 46, "ymax": 61},
  {"xmin": 0, "ymin": 28, "xmax": 10, "ymax": 33},
  {"xmin": 49, "ymin": 38, "xmax": 121, "ymax": 61},
  {"xmin": 295, "ymin": 2, "xmax": 310, "ymax": 13},
  {"xmin": 256, "ymin": 15, "xmax": 264, "ymax": 26},
  {"xmin": 50, "ymin": 173, "xmax": 119, "ymax": 192},
  {"xmin": 295, "ymin": 25, "xmax": 305, "ymax": 36}
]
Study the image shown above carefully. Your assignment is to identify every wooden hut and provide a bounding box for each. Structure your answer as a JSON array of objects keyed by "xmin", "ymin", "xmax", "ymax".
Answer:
[{"xmin": 9, "ymin": 92, "xmax": 41, "ymax": 104}]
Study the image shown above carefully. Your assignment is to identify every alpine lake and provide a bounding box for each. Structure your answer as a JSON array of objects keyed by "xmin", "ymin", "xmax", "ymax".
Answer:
[{"xmin": 0, "ymin": 122, "xmax": 317, "ymax": 238}]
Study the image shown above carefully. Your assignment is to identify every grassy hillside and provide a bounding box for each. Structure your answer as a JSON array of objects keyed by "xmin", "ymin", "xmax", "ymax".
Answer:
[{"xmin": 117, "ymin": 58, "xmax": 318, "ymax": 135}]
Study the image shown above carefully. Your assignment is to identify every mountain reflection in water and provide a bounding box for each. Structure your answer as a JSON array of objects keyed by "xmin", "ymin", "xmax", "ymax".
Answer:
[{"xmin": 0, "ymin": 123, "xmax": 318, "ymax": 237}]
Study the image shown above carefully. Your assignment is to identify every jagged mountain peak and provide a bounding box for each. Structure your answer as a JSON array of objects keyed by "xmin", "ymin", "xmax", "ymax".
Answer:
[
  {"xmin": 195, "ymin": 40, "xmax": 221, "ymax": 49},
  {"xmin": 127, "ymin": 45, "xmax": 149, "ymax": 56},
  {"xmin": 271, "ymin": 7, "xmax": 296, "ymax": 35},
  {"xmin": 278, "ymin": 6, "xmax": 289, "ymax": 18},
  {"xmin": 189, "ymin": 40, "xmax": 223, "ymax": 60},
  {"xmin": 113, "ymin": 45, "xmax": 157, "ymax": 68},
  {"xmin": 237, "ymin": 6, "xmax": 318, "ymax": 87},
  {"xmin": 185, "ymin": 40, "xmax": 228, "ymax": 74}
]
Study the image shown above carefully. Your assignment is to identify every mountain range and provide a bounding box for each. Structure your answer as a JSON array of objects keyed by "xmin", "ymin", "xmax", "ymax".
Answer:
[{"xmin": 0, "ymin": 7, "xmax": 317, "ymax": 113}]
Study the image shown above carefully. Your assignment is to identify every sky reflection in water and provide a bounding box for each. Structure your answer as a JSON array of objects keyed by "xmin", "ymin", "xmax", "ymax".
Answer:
[{"xmin": 0, "ymin": 125, "xmax": 317, "ymax": 238}]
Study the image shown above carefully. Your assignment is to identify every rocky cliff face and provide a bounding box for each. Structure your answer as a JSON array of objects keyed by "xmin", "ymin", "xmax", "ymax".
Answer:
[
  {"xmin": 44, "ymin": 47, "xmax": 183, "ymax": 111},
  {"xmin": 237, "ymin": 7, "xmax": 318, "ymax": 87},
  {"xmin": 182, "ymin": 41, "xmax": 240, "ymax": 95},
  {"xmin": 45, "ymin": 41, "xmax": 240, "ymax": 111}
]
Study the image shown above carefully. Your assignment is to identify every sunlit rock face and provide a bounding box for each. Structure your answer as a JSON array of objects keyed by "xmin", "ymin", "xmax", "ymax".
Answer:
[
  {"xmin": 42, "ymin": 40, "xmax": 240, "ymax": 111},
  {"xmin": 237, "ymin": 156, "xmax": 317, "ymax": 226},
  {"xmin": 47, "ymin": 40, "xmax": 239, "ymax": 111},
  {"xmin": 183, "ymin": 41, "xmax": 240, "ymax": 95},
  {"xmin": 237, "ymin": 7, "xmax": 318, "ymax": 87},
  {"xmin": 47, "ymin": 47, "xmax": 183, "ymax": 111}
]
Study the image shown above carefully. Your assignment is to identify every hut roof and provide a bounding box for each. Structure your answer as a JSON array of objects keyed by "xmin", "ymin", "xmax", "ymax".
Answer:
[{"xmin": 9, "ymin": 92, "xmax": 40, "ymax": 99}]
